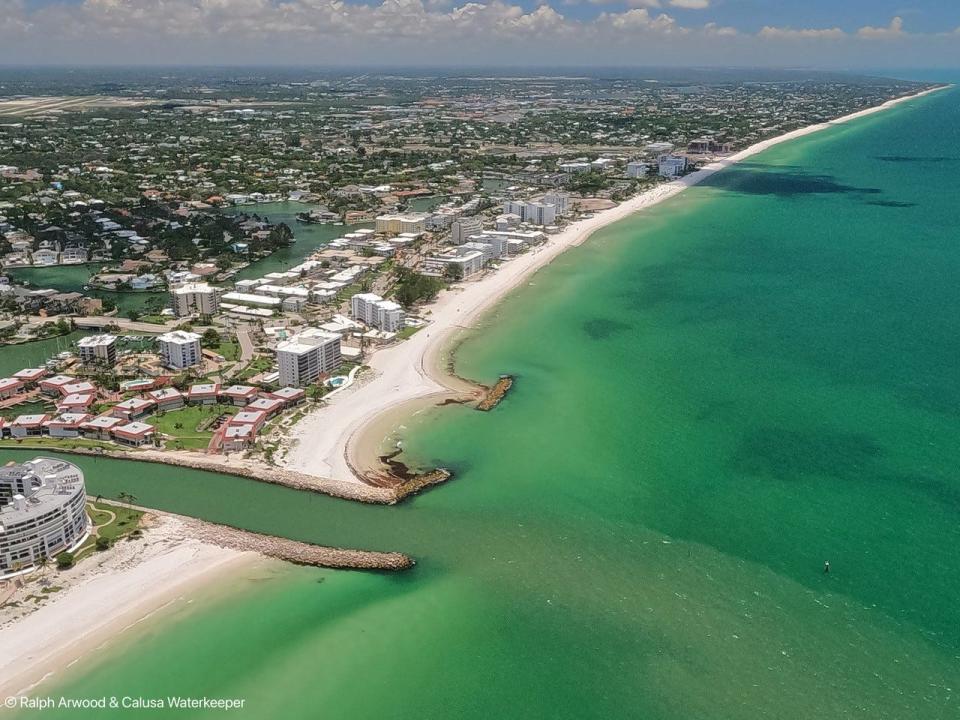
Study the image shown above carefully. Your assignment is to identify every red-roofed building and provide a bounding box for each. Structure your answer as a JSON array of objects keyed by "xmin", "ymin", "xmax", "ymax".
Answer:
[
  {"xmin": 188, "ymin": 383, "xmax": 220, "ymax": 405},
  {"xmin": 111, "ymin": 397, "xmax": 156, "ymax": 421},
  {"xmin": 222, "ymin": 424, "xmax": 256, "ymax": 452},
  {"xmin": 61, "ymin": 381, "xmax": 97, "ymax": 397},
  {"xmin": 112, "ymin": 421, "xmax": 156, "ymax": 447},
  {"xmin": 221, "ymin": 385, "xmax": 258, "ymax": 406},
  {"xmin": 269, "ymin": 386, "xmax": 306, "ymax": 408},
  {"xmin": 44, "ymin": 413, "xmax": 93, "ymax": 438},
  {"xmin": 39, "ymin": 375, "xmax": 75, "ymax": 396},
  {"xmin": 147, "ymin": 387, "xmax": 184, "ymax": 411},
  {"xmin": 247, "ymin": 396, "xmax": 284, "ymax": 418},
  {"xmin": 13, "ymin": 368, "xmax": 48, "ymax": 387},
  {"xmin": 10, "ymin": 414, "xmax": 49, "ymax": 438},
  {"xmin": 80, "ymin": 415, "xmax": 123, "ymax": 441},
  {"xmin": 0, "ymin": 377, "xmax": 24, "ymax": 399},
  {"xmin": 228, "ymin": 409, "xmax": 267, "ymax": 433},
  {"xmin": 57, "ymin": 393, "xmax": 96, "ymax": 412}
]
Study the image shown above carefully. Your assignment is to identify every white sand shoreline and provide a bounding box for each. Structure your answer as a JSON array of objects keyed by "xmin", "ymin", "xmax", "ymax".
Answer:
[
  {"xmin": 282, "ymin": 85, "xmax": 948, "ymax": 483},
  {"xmin": 0, "ymin": 515, "xmax": 258, "ymax": 699}
]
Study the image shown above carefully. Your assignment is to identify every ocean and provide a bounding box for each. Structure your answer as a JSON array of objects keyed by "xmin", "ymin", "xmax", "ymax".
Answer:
[{"xmin": 6, "ymin": 84, "xmax": 960, "ymax": 719}]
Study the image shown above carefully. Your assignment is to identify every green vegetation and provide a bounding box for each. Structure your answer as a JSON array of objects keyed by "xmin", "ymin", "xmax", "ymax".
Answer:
[
  {"xmin": 75, "ymin": 500, "xmax": 146, "ymax": 561},
  {"xmin": 55, "ymin": 551, "xmax": 75, "ymax": 570},
  {"xmin": 395, "ymin": 326, "xmax": 422, "ymax": 340},
  {"xmin": 150, "ymin": 404, "xmax": 235, "ymax": 450},
  {"xmin": 235, "ymin": 356, "xmax": 274, "ymax": 382},
  {"xmin": 211, "ymin": 341, "xmax": 240, "ymax": 361},
  {"xmin": 393, "ymin": 269, "xmax": 444, "ymax": 307},
  {"xmin": 0, "ymin": 437, "xmax": 116, "ymax": 451}
]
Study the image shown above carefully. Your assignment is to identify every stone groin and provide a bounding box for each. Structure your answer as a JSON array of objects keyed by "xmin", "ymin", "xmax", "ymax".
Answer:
[
  {"xmin": 477, "ymin": 375, "xmax": 514, "ymax": 411},
  {"xmin": 180, "ymin": 517, "xmax": 415, "ymax": 571},
  {"xmin": 365, "ymin": 450, "xmax": 454, "ymax": 501},
  {"xmin": 24, "ymin": 445, "xmax": 400, "ymax": 504}
]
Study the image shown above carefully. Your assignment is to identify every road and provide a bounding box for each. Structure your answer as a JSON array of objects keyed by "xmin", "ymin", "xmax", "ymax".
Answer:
[{"xmin": 236, "ymin": 325, "xmax": 256, "ymax": 362}]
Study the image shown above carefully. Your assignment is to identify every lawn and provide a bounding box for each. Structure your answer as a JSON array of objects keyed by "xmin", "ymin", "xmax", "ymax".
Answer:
[
  {"xmin": 75, "ymin": 500, "xmax": 145, "ymax": 561},
  {"xmin": 0, "ymin": 437, "xmax": 116, "ymax": 451},
  {"xmin": 212, "ymin": 341, "xmax": 240, "ymax": 361},
  {"xmin": 149, "ymin": 403, "xmax": 236, "ymax": 450},
  {"xmin": 234, "ymin": 356, "xmax": 274, "ymax": 382},
  {"xmin": 395, "ymin": 326, "xmax": 422, "ymax": 340}
]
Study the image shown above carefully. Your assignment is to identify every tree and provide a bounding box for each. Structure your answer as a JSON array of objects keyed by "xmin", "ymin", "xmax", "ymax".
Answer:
[
  {"xmin": 202, "ymin": 328, "xmax": 221, "ymax": 347},
  {"xmin": 95, "ymin": 536, "xmax": 111, "ymax": 551},
  {"xmin": 443, "ymin": 263, "xmax": 464, "ymax": 282},
  {"xmin": 56, "ymin": 551, "xmax": 75, "ymax": 570}
]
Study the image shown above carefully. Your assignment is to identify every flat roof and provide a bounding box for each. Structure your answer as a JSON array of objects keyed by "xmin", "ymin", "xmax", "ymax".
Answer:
[
  {"xmin": 77, "ymin": 334, "xmax": 117, "ymax": 347},
  {"xmin": 82, "ymin": 416, "xmax": 123, "ymax": 428},
  {"xmin": 115, "ymin": 421, "xmax": 154, "ymax": 434}
]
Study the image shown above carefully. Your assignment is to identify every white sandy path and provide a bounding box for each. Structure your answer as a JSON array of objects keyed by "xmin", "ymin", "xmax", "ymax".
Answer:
[
  {"xmin": 283, "ymin": 86, "xmax": 947, "ymax": 484},
  {"xmin": 0, "ymin": 516, "xmax": 254, "ymax": 699}
]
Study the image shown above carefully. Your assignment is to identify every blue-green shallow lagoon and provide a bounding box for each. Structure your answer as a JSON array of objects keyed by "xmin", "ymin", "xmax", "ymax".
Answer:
[{"xmin": 6, "ymin": 87, "xmax": 960, "ymax": 718}]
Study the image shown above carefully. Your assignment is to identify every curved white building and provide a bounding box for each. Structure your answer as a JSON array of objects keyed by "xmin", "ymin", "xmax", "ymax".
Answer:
[{"xmin": 0, "ymin": 457, "xmax": 89, "ymax": 578}]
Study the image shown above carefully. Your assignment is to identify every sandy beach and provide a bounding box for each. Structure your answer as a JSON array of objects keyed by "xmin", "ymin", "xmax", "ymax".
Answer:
[
  {"xmin": 283, "ymin": 85, "xmax": 946, "ymax": 483},
  {"xmin": 0, "ymin": 515, "xmax": 258, "ymax": 700}
]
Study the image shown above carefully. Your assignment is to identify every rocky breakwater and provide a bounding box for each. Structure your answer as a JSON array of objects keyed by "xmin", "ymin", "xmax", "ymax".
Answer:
[
  {"xmin": 476, "ymin": 375, "xmax": 514, "ymax": 411},
  {"xmin": 180, "ymin": 517, "xmax": 414, "ymax": 571}
]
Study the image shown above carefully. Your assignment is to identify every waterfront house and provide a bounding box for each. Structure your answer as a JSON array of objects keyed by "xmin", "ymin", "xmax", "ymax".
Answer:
[
  {"xmin": 39, "ymin": 375, "xmax": 75, "ymax": 396},
  {"xmin": 80, "ymin": 415, "xmax": 123, "ymax": 441},
  {"xmin": 269, "ymin": 386, "xmax": 306, "ymax": 408},
  {"xmin": 13, "ymin": 368, "xmax": 47, "ymax": 387},
  {"xmin": 247, "ymin": 397, "xmax": 284, "ymax": 419},
  {"xmin": 228, "ymin": 410, "xmax": 267, "ymax": 433},
  {"xmin": 10, "ymin": 414, "xmax": 49, "ymax": 438},
  {"xmin": 112, "ymin": 421, "xmax": 155, "ymax": 447},
  {"xmin": 111, "ymin": 397, "xmax": 156, "ymax": 422},
  {"xmin": 0, "ymin": 377, "xmax": 24, "ymax": 400},
  {"xmin": 45, "ymin": 413, "xmax": 92, "ymax": 438},
  {"xmin": 222, "ymin": 424, "xmax": 255, "ymax": 452}
]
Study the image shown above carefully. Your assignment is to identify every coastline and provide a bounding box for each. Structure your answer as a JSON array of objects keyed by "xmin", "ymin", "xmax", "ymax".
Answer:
[
  {"xmin": 0, "ymin": 515, "xmax": 262, "ymax": 700},
  {"xmin": 283, "ymin": 84, "xmax": 949, "ymax": 483}
]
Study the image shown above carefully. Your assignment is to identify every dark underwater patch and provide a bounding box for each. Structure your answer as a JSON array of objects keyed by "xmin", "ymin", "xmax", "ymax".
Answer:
[
  {"xmin": 731, "ymin": 427, "xmax": 883, "ymax": 482},
  {"xmin": 703, "ymin": 169, "xmax": 882, "ymax": 198},
  {"xmin": 875, "ymin": 155, "xmax": 956, "ymax": 163},
  {"xmin": 867, "ymin": 200, "xmax": 917, "ymax": 208},
  {"xmin": 582, "ymin": 317, "xmax": 632, "ymax": 340}
]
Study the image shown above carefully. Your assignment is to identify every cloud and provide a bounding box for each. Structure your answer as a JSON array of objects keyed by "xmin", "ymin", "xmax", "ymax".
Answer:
[
  {"xmin": 758, "ymin": 25, "xmax": 845, "ymax": 40},
  {"xmin": 857, "ymin": 16, "xmax": 905, "ymax": 39},
  {"xmin": 703, "ymin": 22, "xmax": 737, "ymax": 37},
  {"xmin": 595, "ymin": 8, "xmax": 686, "ymax": 34},
  {"xmin": 589, "ymin": 0, "xmax": 710, "ymax": 7},
  {"xmin": 669, "ymin": 0, "xmax": 710, "ymax": 9},
  {"xmin": 0, "ymin": 1, "xmax": 957, "ymax": 67}
]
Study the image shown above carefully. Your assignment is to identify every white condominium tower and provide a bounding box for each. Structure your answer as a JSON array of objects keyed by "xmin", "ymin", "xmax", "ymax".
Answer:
[
  {"xmin": 0, "ymin": 458, "xmax": 89, "ymax": 578},
  {"xmin": 351, "ymin": 293, "xmax": 406, "ymax": 333},
  {"xmin": 450, "ymin": 217, "xmax": 483, "ymax": 245},
  {"xmin": 171, "ymin": 282, "xmax": 220, "ymax": 318},
  {"xmin": 276, "ymin": 328, "xmax": 342, "ymax": 387},
  {"xmin": 77, "ymin": 334, "xmax": 118, "ymax": 365},
  {"xmin": 158, "ymin": 330, "xmax": 203, "ymax": 369}
]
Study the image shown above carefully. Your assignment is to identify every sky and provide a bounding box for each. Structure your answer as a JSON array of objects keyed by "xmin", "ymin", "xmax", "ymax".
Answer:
[{"xmin": 2, "ymin": 0, "xmax": 959, "ymax": 68}]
